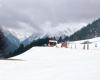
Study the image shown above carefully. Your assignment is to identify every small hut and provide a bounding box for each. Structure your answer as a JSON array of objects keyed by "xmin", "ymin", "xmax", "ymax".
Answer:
[{"xmin": 48, "ymin": 40, "xmax": 57, "ymax": 47}]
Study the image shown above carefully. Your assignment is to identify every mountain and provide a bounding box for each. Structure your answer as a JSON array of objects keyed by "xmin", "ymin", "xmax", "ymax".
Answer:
[
  {"xmin": 3, "ymin": 29, "xmax": 20, "ymax": 53},
  {"xmin": 69, "ymin": 18, "xmax": 100, "ymax": 41},
  {"xmin": 0, "ymin": 27, "xmax": 50, "ymax": 58},
  {"xmin": 0, "ymin": 27, "xmax": 21, "ymax": 58},
  {"xmin": 4, "ymin": 37, "xmax": 18, "ymax": 54},
  {"xmin": 22, "ymin": 33, "xmax": 43, "ymax": 46},
  {"xmin": 3, "ymin": 28, "xmax": 21, "ymax": 47},
  {"xmin": 6, "ymin": 28, "xmax": 33, "ymax": 42}
]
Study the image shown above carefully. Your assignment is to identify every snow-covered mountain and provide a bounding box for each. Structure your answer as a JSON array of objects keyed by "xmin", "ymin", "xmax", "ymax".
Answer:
[
  {"xmin": 6, "ymin": 28, "xmax": 31, "ymax": 42},
  {"xmin": 3, "ymin": 29, "xmax": 20, "ymax": 47},
  {"xmin": 40, "ymin": 22, "xmax": 86, "ymax": 37},
  {"xmin": 5, "ymin": 28, "xmax": 40, "ymax": 46},
  {"xmin": 1, "ymin": 24, "xmax": 100, "ymax": 59},
  {"xmin": 22, "ymin": 33, "xmax": 48, "ymax": 46},
  {"xmin": 0, "ymin": 21, "xmax": 87, "ymax": 47},
  {"xmin": 69, "ymin": 18, "xmax": 100, "ymax": 41},
  {"xmin": 0, "ymin": 22, "xmax": 87, "ymax": 58},
  {"xmin": 0, "ymin": 28, "xmax": 21, "ymax": 57}
]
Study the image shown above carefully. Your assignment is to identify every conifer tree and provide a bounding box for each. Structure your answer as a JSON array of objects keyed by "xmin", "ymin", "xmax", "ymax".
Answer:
[{"xmin": 0, "ymin": 29, "xmax": 5, "ymax": 50}]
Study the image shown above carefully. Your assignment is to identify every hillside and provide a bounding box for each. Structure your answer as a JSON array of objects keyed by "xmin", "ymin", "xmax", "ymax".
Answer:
[
  {"xmin": 69, "ymin": 18, "xmax": 100, "ymax": 41},
  {"xmin": 0, "ymin": 29, "xmax": 5, "ymax": 50},
  {"xmin": 0, "ymin": 28, "xmax": 20, "ymax": 58}
]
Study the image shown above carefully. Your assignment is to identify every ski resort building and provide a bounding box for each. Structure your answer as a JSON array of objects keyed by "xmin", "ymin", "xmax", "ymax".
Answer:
[{"xmin": 48, "ymin": 40, "xmax": 57, "ymax": 47}]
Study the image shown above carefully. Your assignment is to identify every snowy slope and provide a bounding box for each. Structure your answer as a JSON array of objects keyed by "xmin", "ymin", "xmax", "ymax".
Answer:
[
  {"xmin": 0, "ymin": 47, "xmax": 99, "ymax": 80},
  {"xmin": 0, "ymin": 37, "xmax": 100, "ymax": 80}
]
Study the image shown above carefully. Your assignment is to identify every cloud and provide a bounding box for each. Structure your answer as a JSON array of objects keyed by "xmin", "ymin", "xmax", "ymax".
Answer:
[
  {"xmin": 0, "ymin": 0, "xmax": 100, "ymax": 37},
  {"xmin": 40, "ymin": 21, "xmax": 87, "ymax": 37}
]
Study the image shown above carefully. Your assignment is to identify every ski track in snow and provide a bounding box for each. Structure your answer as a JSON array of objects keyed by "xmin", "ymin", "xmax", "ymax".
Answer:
[{"xmin": 0, "ymin": 46, "xmax": 100, "ymax": 80}]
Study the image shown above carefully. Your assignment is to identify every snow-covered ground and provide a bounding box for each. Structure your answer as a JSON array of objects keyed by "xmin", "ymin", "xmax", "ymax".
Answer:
[{"xmin": 0, "ymin": 37, "xmax": 100, "ymax": 80}]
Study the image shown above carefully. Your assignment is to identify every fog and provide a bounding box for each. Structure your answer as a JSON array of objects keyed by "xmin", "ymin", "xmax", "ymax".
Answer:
[{"xmin": 0, "ymin": 0, "xmax": 100, "ymax": 37}]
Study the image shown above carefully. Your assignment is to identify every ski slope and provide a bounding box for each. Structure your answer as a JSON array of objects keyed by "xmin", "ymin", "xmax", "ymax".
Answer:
[
  {"xmin": 0, "ymin": 45, "xmax": 100, "ymax": 80},
  {"xmin": 0, "ymin": 37, "xmax": 100, "ymax": 80}
]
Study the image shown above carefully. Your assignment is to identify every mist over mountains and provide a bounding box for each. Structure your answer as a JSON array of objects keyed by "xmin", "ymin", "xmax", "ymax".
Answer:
[{"xmin": 0, "ymin": 18, "xmax": 100, "ymax": 58}]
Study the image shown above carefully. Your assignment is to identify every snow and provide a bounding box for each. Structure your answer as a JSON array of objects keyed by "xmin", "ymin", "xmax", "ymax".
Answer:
[
  {"xmin": 40, "ymin": 22, "xmax": 87, "ymax": 37},
  {"xmin": 7, "ymin": 28, "xmax": 33, "ymax": 42},
  {"xmin": 0, "ymin": 37, "xmax": 100, "ymax": 80}
]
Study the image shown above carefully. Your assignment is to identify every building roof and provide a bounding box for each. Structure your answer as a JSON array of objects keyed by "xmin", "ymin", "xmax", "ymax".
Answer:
[{"xmin": 49, "ymin": 40, "xmax": 57, "ymax": 43}]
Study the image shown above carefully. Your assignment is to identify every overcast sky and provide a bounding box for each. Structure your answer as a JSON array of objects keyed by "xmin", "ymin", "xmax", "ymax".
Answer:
[{"xmin": 0, "ymin": 0, "xmax": 100, "ymax": 37}]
